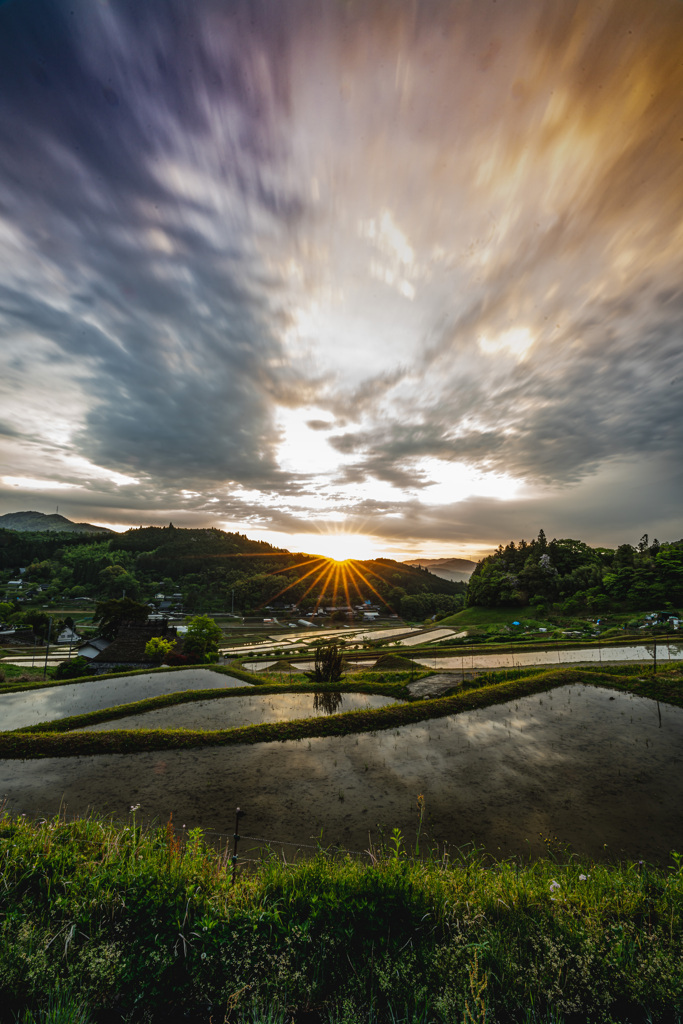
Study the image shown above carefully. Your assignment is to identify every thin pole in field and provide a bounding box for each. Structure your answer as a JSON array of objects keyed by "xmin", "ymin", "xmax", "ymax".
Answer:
[
  {"xmin": 231, "ymin": 806, "xmax": 245, "ymax": 886},
  {"xmin": 42, "ymin": 617, "xmax": 52, "ymax": 680}
]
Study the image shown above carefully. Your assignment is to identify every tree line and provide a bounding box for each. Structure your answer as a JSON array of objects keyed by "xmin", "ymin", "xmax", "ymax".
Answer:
[
  {"xmin": 467, "ymin": 530, "xmax": 683, "ymax": 613},
  {"xmin": 0, "ymin": 525, "xmax": 462, "ymax": 617}
]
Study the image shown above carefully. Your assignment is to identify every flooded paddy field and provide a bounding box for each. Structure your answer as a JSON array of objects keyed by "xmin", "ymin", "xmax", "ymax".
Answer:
[
  {"xmin": 414, "ymin": 642, "xmax": 683, "ymax": 671},
  {"xmin": 77, "ymin": 692, "xmax": 400, "ymax": 731},
  {"xmin": 2, "ymin": 684, "xmax": 682, "ymax": 864},
  {"xmin": 243, "ymin": 642, "xmax": 683, "ymax": 676},
  {"xmin": 0, "ymin": 668, "xmax": 251, "ymax": 731}
]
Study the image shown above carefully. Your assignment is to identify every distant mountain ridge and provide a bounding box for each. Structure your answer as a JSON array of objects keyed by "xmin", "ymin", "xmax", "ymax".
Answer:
[
  {"xmin": 0, "ymin": 511, "xmax": 113, "ymax": 534},
  {"xmin": 403, "ymin": 556, "xmax": 477, "ymax": 584}
]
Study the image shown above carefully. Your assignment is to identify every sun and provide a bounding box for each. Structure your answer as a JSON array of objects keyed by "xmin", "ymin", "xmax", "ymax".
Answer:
[
  {"xmin": 298, "ymin": 531, "xmax": 380, "ymax": 563},
  {"xmin": 310, "ymin": 533, "xmax": 379, "ymax": 562},
  {"xmin": 253, "ymin": 532, "xmax": 397, "ymax": 614}
]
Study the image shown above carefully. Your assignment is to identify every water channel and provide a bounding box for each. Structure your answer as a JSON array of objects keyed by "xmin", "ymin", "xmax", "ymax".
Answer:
[{"xmin": 244, "ymin": 642, "xmax": 682, "ymax": 674}]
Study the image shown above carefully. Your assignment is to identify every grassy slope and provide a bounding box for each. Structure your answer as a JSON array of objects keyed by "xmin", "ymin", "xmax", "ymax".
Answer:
[
  {"xmin": 439, "ymin": 606, "xmax": 527, "ymax": 627},
  {"xmin": 0, "ymin": 812, "xmax": 681, "ymax": 1024}
]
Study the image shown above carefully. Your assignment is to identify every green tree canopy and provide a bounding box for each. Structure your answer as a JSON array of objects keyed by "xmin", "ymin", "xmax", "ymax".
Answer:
[
  {"xmin": 144, "ymin": 636, "xmax": 177, "ymax": 663},
  {"xmin": 183, "ymin": 614, "xmax": 223, "ymax": 662},
  {"xmin": 93, "ymin": 597, "xmax": 149, "ymax": 640}
]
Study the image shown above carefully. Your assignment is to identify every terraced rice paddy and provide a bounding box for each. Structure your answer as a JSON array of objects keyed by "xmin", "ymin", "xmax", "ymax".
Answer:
[
  {"xmin": 1, "ymin": 681, "xmax": 681, "ymax": 865},
  {"xmin": 0, "ymin": 668, "xmax": 250, "ymax": 731},
  {"xmin": 76, "ymin": 691, "xmax": 401, "ymax": 731}
]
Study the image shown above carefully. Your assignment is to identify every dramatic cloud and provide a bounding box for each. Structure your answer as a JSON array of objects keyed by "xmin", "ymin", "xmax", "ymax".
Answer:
[{"xmin": 1, "ymin": 0, "xmax": 682, "ymax": 558}]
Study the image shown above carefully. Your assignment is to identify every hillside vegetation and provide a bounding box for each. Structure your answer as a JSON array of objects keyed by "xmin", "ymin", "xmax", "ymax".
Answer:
[
  {"xmin": 466, "ymin": 529, "xmax": 683, "ymax": 616},
  {"xmin": 0, "ymin": 523, "xmax": 463, "ymax": 618}
]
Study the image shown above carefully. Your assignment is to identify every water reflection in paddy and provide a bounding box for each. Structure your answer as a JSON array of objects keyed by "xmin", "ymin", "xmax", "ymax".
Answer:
[
  {"xmin": 0, "ymin": 668, "xmax": 251, "ymax": 732},
  {"xmin": 1, "ymin": 685, "xmax": 681, "ymax": 864},
  {"xmin": 78, "ymin": 692, "xmax": 400, "ymax": 731}
]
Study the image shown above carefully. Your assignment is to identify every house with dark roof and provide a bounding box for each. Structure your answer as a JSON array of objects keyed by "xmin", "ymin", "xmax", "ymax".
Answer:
[
  {"xmin": 78, "ymin": 636, "xmax": 112, "ymax": 661},
  {"xmin": 88, "ymin": 620, "xmax": 182, "ymax": 674}
]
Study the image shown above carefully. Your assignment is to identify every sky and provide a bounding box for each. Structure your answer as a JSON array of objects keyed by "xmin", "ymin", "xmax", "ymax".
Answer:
[{"xmin": 0, "ymin": 0, "xmax": 682, "ymax": 563}]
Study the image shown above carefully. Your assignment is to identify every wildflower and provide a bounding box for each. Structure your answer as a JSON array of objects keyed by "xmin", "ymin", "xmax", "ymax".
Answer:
[
  {"xmin": 130, "ymin": 804, "xmax": 141, "ymax": 813},
  {"xmin": 579, "ymin": 874, "xmax": 587, "ymax": 881},
  {"xmin": 549, "ymin": 880, "xmax": 561, "ymax": 892}
]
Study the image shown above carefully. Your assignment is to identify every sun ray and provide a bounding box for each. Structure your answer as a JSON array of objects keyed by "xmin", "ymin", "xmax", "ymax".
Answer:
[
  {"xmin": 340, "ymin": 563, "xmax": 354, "ymax": 615},
  {"xmin": 312, "ymin": 560, "xmax": 338, "ymax": 612},
  {"xmin": 267, "ymin": 555, "xmax": 328, "ymax": 576},
  {"xmin": 344, "ymin": 561, "xmax": 392, "ymax": 609},
  {"xmin": 342, "ymin": 560, "xmax": 367, "ymax": 606},
  {"xmin": 331, "ymin": 561, "xmax": 342, "ymax": 609},
  {"xmin": 349, "ymin": 560, "xmax": 393, "ymax": 586},
  {"xmin": 296, "ymin": 560, "xmax": 336, "ymax": 610},
  {"xmin": 256, "ymin": 558, "xmax": 331, "ymax": 608}
]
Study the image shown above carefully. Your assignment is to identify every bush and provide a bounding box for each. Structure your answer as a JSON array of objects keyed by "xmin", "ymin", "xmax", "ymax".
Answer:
[
  {"xmin": 144, "ymin": 637, "xmax": 177, "ymax": 663},
  {"xmin": 165, "ymin": 650, "xmax": 188, "ymax": 666},
  {"xmin": 52, "ymin": 657, "xmax": 91, "ymax": 681}
]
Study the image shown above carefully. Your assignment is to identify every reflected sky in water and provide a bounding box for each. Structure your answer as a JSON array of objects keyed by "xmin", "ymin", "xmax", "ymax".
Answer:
[
  {"xmin": 78, "ymin": 692, "xmax": 399, "ymax": 732},
  {"xmin": 0, "ymin": 669, "xmax": 251, "ymax": 731}
]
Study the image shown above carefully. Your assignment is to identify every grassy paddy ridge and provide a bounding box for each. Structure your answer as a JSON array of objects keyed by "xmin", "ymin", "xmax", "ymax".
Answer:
[{"xmin": 0, "ymin": 810, "xmax": 681, "ymax": 1024}]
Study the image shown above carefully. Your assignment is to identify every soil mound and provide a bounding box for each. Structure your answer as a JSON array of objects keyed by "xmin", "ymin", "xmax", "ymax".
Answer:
[
  {"xmin": 373, "ymin": 653, "xmax": 416, "ymax": 670},
  {"xmin": 267, "ymin": 659, "xmax": 297, "ymax": 672}
]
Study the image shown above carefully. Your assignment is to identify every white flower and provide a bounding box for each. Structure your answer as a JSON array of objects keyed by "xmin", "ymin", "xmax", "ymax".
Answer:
[
  {"xmin": 549, "ymin": 880, "xmax": 561, "ymax": 892},
  {"xmin": 130, "ymin": 804, "xmax": 141, "ymax": 813},
  {"xmin": 579, "ymin": 874, "xmax": 588, "ymax": 881}
]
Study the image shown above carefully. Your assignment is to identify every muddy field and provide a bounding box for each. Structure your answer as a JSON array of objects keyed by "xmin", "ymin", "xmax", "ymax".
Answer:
[{"xmin": 1, "ymin": 684, "xmax": 681, "ymax": 865}]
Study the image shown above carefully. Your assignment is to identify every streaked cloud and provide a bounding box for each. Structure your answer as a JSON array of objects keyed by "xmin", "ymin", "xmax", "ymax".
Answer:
[{"xmin": 0, "ymin": 0, "xmax": 681, "ymax": 557}]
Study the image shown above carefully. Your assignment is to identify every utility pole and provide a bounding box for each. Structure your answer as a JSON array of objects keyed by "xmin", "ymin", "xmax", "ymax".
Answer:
[{"xmin": 43, "ymin": 616, "xmax": 53, "ymax": 680}]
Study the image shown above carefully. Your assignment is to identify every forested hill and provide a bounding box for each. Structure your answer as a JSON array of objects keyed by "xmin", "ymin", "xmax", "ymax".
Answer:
[
  {"xmin": 0, "ymin": 523, "xmax": 463, "ymax": 615},
  {"xmin": 467, "ymin": 530, "xmax": 683, "ymax": 612},
  {"xmin": 0, "ymin": 511, "xmax": 112, "ymax": 534},
  {"xmin": 109, "ymin": 524, "xmax": 284, "ymax": 559}
]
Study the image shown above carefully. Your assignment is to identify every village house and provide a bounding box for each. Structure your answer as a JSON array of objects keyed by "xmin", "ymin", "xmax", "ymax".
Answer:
[{"xmin": 83, "ymin": 620, "xmax": 182, "ymax": 674}]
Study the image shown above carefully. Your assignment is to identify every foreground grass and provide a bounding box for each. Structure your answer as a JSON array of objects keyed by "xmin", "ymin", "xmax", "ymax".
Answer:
[{"xmin": 1, "ymin": 812, "xmax": 681, "ymax": 1024}]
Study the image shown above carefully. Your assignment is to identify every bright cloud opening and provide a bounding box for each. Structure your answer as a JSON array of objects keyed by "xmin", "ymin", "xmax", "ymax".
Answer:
[{"xmin": 478, "ymin": 327, "xmax": 535, "ymax": 361}]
